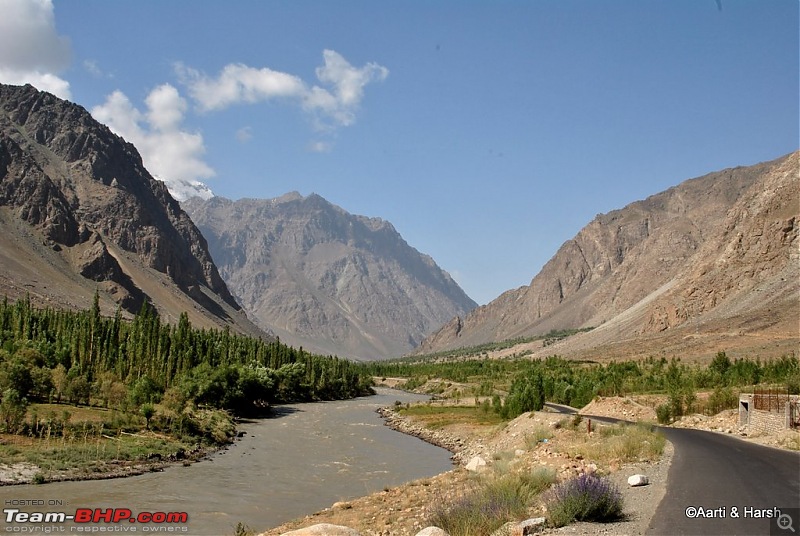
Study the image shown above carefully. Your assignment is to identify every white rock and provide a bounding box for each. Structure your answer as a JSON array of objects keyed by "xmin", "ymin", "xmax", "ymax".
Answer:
[
  {"xmin": 515, "ymin": 449, "xmax": 526, "ymax": 457},
  {"xmin": 519, "ymin": 517, "xmax": 547, "ymax": 534},
  {"xmin": 465, "ymin": 456, "xmax": 487, "ymax": 472},
  {"xmin": 416, "ymin": 528, "xmax": 450, "ymax": 536},
  {"xmin": 627, "ymin": 474, "xmax": 649, "ymax": 487}
]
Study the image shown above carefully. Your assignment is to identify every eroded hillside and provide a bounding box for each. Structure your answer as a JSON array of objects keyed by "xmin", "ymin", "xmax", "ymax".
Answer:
[{"xmin": 420, "ymin": 153, "xmax": 799, "ymax": 361}]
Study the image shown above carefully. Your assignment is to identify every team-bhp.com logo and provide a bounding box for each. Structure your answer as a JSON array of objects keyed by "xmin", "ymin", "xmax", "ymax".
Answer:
[{"xmin": 4, "ymin": 507, "xmax": 189, "ymax": 524}]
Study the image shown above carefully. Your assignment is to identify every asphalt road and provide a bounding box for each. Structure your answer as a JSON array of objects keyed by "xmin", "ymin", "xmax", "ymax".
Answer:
[
  {"xmin": 543, "ymin": 403, "xmax": 800, "ymax": 535},
  {"xmin": 647, "ymin": 427, "xmax": 800, "ymax": 535}
]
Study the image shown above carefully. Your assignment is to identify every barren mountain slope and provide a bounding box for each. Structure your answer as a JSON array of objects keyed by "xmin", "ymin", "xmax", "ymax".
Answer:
[
  {"xmin": 182, "ymin": 194, "xmax": 477, "ymax": 359},
  {"xmin": 0, "ymin": 84, "xmax": 264, "ymax": 336},
  {"xmin": 419, "ymin": 153, "xmax": 798, "ymax": 360}
]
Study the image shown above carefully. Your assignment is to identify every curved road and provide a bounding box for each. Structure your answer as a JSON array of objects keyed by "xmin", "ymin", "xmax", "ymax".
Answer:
[{"xmin": 544, "ymin": 403, "xmax": 800, "ymax": 535}]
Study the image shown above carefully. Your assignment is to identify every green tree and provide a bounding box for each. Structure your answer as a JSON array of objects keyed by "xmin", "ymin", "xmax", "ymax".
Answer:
[
  {"xmin": 503, "ymin": 372, "xmax": 545, "ymax": 419},
  {"xmin": 128, "ymin": 376, "xmax": 161, "ymax": 407},
  {"xmin": 51, "ymin": 364, "xmax": 68, "ymax": 403},
  {"xmin": 65, "ymin": 376, "xmax": 90, "ymax": 405},
  {"xmin": 140, "ymin": 403, "xmax": 155, "ymax": 430},
  {"xmin": 0, "ymin": 388, "xmax": 28, "ymax": 433}
]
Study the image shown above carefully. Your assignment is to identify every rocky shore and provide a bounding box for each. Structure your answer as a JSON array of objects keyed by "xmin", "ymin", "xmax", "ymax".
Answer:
[{"xmin": 376, "ymin": 407, "xmax": 471, "ymax": 463}]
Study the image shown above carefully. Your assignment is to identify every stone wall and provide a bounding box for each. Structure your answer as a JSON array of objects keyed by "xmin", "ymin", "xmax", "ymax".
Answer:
[{"xmin": 739, "ymin": 393, "xmax": 800, "ymax": 433}]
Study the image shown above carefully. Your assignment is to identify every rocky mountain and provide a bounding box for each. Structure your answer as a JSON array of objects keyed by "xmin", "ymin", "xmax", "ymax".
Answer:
[
  {"xmin": 182, "ymin": 194, "xmax": 477, "ymax": 359},
  {"xmin": 0, "ymin": 83, "xmax": 264, "ymax": 336},
  {"xmin": 419, "ymin": 152, "xmax": 799, "ymax": 361}
]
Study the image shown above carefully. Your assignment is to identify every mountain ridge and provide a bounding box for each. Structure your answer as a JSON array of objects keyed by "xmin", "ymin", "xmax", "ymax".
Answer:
[
  {"xmin": 183, "ymin": 193, "xmax": 477, "ymax": 359},
  {"xmin": 0, "ymin": 83, "xmax": 265, "ymax": 337},
  {"xmin": 418, "ymin": 152, "xmax": 799, "ymax": 360}
]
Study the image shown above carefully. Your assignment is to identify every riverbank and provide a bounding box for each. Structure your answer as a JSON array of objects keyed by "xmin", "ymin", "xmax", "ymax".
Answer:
[
  {"xmin": 0, "ymin": 431, "xmax": 215, "ymax": 486},
  {"xmin": 259, "ymin": 403, "xmax": 674, "ymax": 536}
]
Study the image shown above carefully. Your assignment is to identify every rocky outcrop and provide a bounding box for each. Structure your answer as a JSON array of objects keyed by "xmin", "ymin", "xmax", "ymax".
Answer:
[
  {"xmin": 0, "ymin": 83, "xmax": 263, "ymax": 335},
  {"xmin": 419, "ymin": 153, "xmax": 799, "ymax": 359},
  {"xmin": 183, "ymin": 194, "xmax": 477, "ymax": 359}
]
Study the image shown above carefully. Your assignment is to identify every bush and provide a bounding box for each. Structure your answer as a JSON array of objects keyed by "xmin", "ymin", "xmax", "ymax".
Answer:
[
  {"xmin": 656, "ymin": 403, "xmax": 672, "ymax": 424},
  {"xmin": 426, "ymin": 468, "xmax": 555, "ymax": 535},
  {"xmin": 705, "ymin": 386, "xmax": 738, "ymax": 415},
  {"xmin": 545, "ymin": 473, "xmax": 623, "ymax": 528}
]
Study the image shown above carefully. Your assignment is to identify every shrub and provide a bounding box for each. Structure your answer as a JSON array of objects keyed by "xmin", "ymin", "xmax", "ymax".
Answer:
[
  {"xmin": 545, "ymin": 473, "xmax": 623, "ymax": 528},
  {"xmin": 426, "ymin": 468, "xmax": 555, "ymax": 535},
  {"xmin": 705, "ymin": 386, "xmax": 738, "ymax": 415},
  {"xmin": 656, "ymin": 403, "xmax": 672, "ymax": 424},
  {"xmin": 232, "ymin": 522, "xmax": 254, "ymax": 536}
]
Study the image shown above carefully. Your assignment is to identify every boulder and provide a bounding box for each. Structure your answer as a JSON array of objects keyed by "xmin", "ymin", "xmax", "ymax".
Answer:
[
  {"xmin": 416, "ymin": 528, "xmax": 450, "ymax": 536},
  {"xmin": 465, "ymin": 455, "xmax": 487, "ymax": 472},
  {"xmin": 627, "ymin": 474, "xmax": 650, "ymax": 487},
  {"xmin": 519, "ymin": 517, "xmax": 547, "ymax": 534},
  {"xmin": 279, "ymin": 524, "xmax": 361, "ymax": 536}
]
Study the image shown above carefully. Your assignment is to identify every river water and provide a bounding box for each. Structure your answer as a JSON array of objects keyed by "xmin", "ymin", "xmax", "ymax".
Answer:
[{"xmin": 1, "ymin": 389, "xmax": 454, "ymax": 535}]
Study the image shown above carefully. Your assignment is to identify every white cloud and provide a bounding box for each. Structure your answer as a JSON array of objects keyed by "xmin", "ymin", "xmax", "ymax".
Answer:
[
  {"xmin": 309, "ymin": 49, "xmax": 389, "ymax": 124},
  {"xmin": 83, "ymin": 59, "xmax": 104, "ymax": 78},
  {"xmin": 177, "ymin": 49, "xmax": 388, "ymax": 131},
  {"xmin": 307, "ymin": 140, "xmax": 333, "ymax": 153},
  {"xmin": 0, "ymin": 68, "xmax": 71, "ymax": 99},
  {"xmin": 145, "ymin": 83, "xmax": 187, "ymax": 131},
  {"xmin": 91, "ymin": 85, "xmax": 215, "ymax": 201},
  {"xmin": 236, "ymin": 126, "xmax": 253, "ymax": 143},
  {"xmin": 176, "ymin": 62, "xmax": 305, "ymax": 112},
  {"xmin": 0, "ymin": 0, "xmax": 71, "ymax": 99}
]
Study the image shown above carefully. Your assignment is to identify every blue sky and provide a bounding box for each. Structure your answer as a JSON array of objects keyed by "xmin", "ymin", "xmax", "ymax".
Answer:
[{"xmin": 1, "ymin": 1, "xmax": 797, "ymax": 305}]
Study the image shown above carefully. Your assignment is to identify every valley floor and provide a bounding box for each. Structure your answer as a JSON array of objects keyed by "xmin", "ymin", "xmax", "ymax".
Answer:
[{"xmin": 258, "ymin": 394, "xmax": 799, "ymax": 536}]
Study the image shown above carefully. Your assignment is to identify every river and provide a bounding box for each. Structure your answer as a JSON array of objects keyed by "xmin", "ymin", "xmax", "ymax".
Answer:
[{"xmin": 0, "ymin": 389, "xmax": 454, "ymax": 535}]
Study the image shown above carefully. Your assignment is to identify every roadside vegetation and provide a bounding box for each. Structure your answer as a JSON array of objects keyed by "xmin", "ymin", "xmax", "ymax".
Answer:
[
  {"xmin": 365, "ymin": 349, "xmax": 799, "ymax": 423},
  {"xmin": 560, "ymin": 419, "xmax": 666, "ymax": 464},
  {"xmin": 427, "ymin": 467, "xmax": 557, "ymax": 535},
  {"xmin": 544, "ymin": 472, "xmax": 624, "ymax": 528},
  {"xmin": 0, "ymin": 295, "xmax": 373, "ymax": 482}
]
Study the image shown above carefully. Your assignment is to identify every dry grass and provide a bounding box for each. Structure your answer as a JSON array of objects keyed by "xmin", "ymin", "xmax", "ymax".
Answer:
[
  {"xmin": 558, "ymin": 422, "xmax": 666, "ymax": 466},
  {"xmin": 397, "ymin": 404, "xmax": 506, "ymax": 429}
]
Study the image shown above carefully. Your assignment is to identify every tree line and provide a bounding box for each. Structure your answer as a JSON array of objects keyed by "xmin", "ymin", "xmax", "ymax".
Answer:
[
  {"xmin": 364, "ymin": 352, "xmax": 799, "ymax": 421},
  {"xmin": 0, "ymin": 294, "xmax": 373, "ymax": 428}
]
